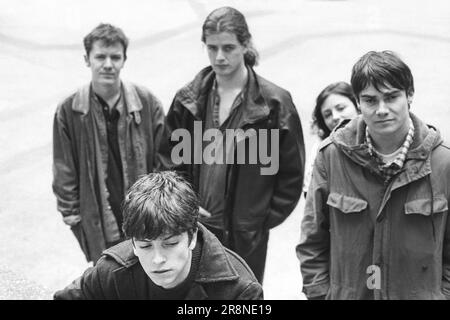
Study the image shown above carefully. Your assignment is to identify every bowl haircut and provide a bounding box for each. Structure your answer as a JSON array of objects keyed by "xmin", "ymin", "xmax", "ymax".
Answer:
[
  {"xmin": 351, "ymin": 50, "xmax": 414, "ymax": 100},
  {"xmin": 122, "ymin": 171, "xmax": 199, "ymax": 244}
]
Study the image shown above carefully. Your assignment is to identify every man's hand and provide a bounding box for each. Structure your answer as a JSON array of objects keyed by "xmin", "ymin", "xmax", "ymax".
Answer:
[
  {"xmin": 63, "ymin": 215, "xmax": 82, "ymax": 226},
  {"xmin": 199, "ymin": 206, "xmax": 212, "ymax": 218}
]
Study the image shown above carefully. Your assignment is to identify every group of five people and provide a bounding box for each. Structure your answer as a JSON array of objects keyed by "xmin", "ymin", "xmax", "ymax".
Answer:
[{"xmin": 52, "ymin": 7, "xmax": 450, "ymax": 300}]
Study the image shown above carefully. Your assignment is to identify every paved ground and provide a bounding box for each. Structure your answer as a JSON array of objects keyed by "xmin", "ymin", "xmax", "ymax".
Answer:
[{"xmin": 1, "ymin": 0, "xmax": 450, "ymax": 299}]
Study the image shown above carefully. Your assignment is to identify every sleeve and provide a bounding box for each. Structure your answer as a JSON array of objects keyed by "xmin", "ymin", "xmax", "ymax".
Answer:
[
  {"xmin": 147, "ymin": 94, "xmax": 172, "ymax": 171},
  {"xmin": 303, "ymin": 141, "xmax": 321, "ymax": 195},
  {"xmin": 53, "ymin": 267, "xmax": 102, "ymax": 300},
  {"xmin": 52, "ymin": 104, "xmax": 80, "ymax": 217},
  {"xmin": 295, "ymin": 150, "xmax": 330, "ymax": 299},
  {"xmin": 235, "ymin": 282, "xmax": 264, "ymax": 300},
  {"xmin": 53, "ymin": 257, "xmax": 116, "ymax": 300},
  {"xmin": 164, "ymin": 95, "xmax": 192, "ymax": 179},
  {"xmin": 264, "ymin": 98, "xmax": 306, "ymax": 230},
  {"xmin": 442, "ymin": 196, "xmax": 450, "ymax": 299}
]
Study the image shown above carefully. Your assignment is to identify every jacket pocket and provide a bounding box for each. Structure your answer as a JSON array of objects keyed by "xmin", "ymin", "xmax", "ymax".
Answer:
[
  {"xmin": 404, "ymin": 197, "xmax": 448, "ymax": 216},
  {"xmin": 327, "ymin": 192, "xmax": 368, "ymax": 214},
  {"xmin": 404, "ymin": 197, "xmax": 448, "ymax": 242}
]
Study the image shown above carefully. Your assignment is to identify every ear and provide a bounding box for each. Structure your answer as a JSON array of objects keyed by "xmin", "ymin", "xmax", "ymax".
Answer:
[
  {"xmin": 188, "ymin": 229, "xmax": 198, "ymax": 250},
  {"xmin": 84, "ymin": 54, "xmax": 90, "ymax": 67},
  {"xmin": 407, "ymin": 92, "xmax": 414, "ymax": 105}
]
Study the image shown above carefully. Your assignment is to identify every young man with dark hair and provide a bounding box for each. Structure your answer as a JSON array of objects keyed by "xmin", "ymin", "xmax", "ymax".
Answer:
[
  {"xmin": 166, "ymin": 7, "xmax": 305, "ymax": 284},
  {"xmin": 54, "ymin": 171, "xmax": 263, "ymax": 300},
  {"xmin": 297, "ymin": 50, "xmax": 450, "ymax": 300},
  {"xmin": 53, "ymin": 23, "xmax": 168, "ymax": 263}
]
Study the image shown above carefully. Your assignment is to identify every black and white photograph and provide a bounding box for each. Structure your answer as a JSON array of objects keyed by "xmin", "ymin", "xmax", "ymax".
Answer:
[{"xmin": 1, "ymin": 0, "xmax": 450, "ymax": 302}]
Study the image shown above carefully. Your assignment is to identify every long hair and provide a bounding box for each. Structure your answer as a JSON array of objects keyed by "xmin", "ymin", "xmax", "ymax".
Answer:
[{"xmin": 201, "ymin": 7, "xmax": 259, "ymax": 67}]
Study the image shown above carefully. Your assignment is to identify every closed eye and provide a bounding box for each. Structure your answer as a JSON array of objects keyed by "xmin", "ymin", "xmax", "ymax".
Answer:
[{"xmin": 164, "ymin": 242, "xmax": 179, "ymax": 247}]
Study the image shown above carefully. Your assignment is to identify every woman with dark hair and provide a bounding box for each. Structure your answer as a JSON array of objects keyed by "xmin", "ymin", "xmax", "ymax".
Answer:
[
  {"xmin": 303, "ymin": 82, "xmax": 359, "ymax": 195},
  {"xmin": 166, "ymin": 7, "xmax": 305, "ymax": 283}
]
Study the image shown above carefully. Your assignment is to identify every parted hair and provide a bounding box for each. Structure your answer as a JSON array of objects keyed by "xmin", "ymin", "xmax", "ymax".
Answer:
[
  {"xmin": 201, "ymin": 6, "xmax": 259, "ymax": 67},
  {"xmin": 122, "ymin": 171, "xmax": 199, "ymax": 242},
  {"xmin": 83, "ymin": 23, "xmax": 129, "ymax": 60},
  {"xmin": 351, "ymin": 50, "xmax": 414, "ymax": 100}
]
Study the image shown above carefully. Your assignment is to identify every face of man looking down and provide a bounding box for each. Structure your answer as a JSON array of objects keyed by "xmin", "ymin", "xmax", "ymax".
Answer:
[{"xmin": 133, "ymin": 231, "xmax": 197, "ymax": 289}]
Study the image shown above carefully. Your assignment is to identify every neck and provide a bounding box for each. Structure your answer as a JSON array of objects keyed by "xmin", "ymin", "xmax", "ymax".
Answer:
[
  {"xmin": 92, "ymin": 81, "xmax": 121, "ymax": 105},
  {"xmin": 216, "ymin": 64, "xmax": 248, "ymax": 91},
  {"xmin": 369, "ymin": 124, "xmax": 410, "ymax": 154}
]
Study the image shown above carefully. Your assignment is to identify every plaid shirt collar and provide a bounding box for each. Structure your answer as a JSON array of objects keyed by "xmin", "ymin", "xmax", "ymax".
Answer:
[{"xmin": 365, "ymin": 118, "xmax": 415, "ymax": 182}]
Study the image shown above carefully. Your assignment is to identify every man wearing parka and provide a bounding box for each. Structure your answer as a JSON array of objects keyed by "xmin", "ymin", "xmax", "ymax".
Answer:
[
  {"xmin": 54, "ymin": 172, "xmax": 263, "ymax": 300},
  {"xmin": 165, "ymin": 7, "xmax": 305, "ymax": 283},
  {"xmin": 296, "ymin": 51, "xmax": 450, "ymax": 300},
  {"xmin": 52, "ymin": 24, "xmax": 167, "ymax": 263}
]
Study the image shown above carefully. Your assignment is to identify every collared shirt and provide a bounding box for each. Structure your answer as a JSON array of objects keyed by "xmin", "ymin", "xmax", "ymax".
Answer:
[
  {"xmin": 94, "ymin": 92, "xmax": 125, "ymax": 231},
  {"xmin": 366, "ymin": 118, "xmax": 415, "ymax": 182},
  {"xmin": 198, "ymin": 79, "xmax": 248, "ymax": 229}
]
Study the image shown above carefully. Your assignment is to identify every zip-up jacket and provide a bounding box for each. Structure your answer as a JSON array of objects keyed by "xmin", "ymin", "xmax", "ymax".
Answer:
[
  {"xmin": 297, "ymin": 113, "xmax": 450, "ymax": 299},
  {"xmin": 53, "ymin": 82, "xmax": 167, "ymax": 262},
  {"xmin": 165, "ymin": 66, "xmax": 305, "ymax": 258}
]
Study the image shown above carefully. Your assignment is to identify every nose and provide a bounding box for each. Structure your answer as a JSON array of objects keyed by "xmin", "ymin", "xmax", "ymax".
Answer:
[
  {"xmin": 152, "ymin": 247, "xmax": 166, "ymax": 265},
  {"xmin": 331, "ymin": 109, "xmax": 341, "ymax": 122},
  {"xmin": 103, "ymin": 57, "xmax": 113, "ymax": 69},
  {"xmin": 216, "ymin": 49, "xmax": 225, "ymax": 61},
  {"xmin": 376, "ymin": 100, "xmax": 389, "ymax": 116}
]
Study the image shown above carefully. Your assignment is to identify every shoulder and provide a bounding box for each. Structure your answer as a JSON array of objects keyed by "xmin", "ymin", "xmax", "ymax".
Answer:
[
  {"xmin": 317, "ymin": 136, "xmax": 334, "ymax": 153},
  {"xmin": 254, "ymin": 73, "xmax": 299, "ymax": 124},
  {"xmin": 128, "ymin": 82, "xmax": 164, "ymax": 110},
  {"xmin": 215, "ymin": 249, "xmax": 263, "ymax": 299},
  {"xmin": 224, "ymin": 248, "xmax": 259, "ymax": 282},
  {"xmin": 431, "ymin": 141, "xmax": 450, "ymax": 172},
  {"xmin": 55, "ymin": 91, "xmax": 77, "ymax": 115},
  {"xmin": 256, "ymin": 74, "xmax": 292, "ymax": 101},
  {"xmin": 101, "ymin": 240, "xmax": 139, "ymax": 269}
]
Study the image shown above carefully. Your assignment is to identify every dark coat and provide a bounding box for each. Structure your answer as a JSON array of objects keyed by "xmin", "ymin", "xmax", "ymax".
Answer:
[
  {"xmin": 53, "ymin": 224, "xmax": 263, "ymax": 300},
  {"xmin": 166, "ymin": 66, "xmax": 305, "ymax": 258},
  {"xmin": 297, "ymin": 113, "xmax": 450, "ymax": 300},
  {"xmin": 53, "ymin": 82, "xmax": 167, "ymax": 262}
]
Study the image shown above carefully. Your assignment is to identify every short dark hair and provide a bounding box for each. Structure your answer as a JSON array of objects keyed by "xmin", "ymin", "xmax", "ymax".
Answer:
[
  {"xmin": 312, "ymin": 81, "xmax": 358, "ymax": 139},
  {"xmin": 201, "ymin": 6, "xmax": 259, "ymax": 67},
  {"xmin": 351, "ymin": 50, "xmax": 414, "ymax": 100},
  {"xmin": 122, "ymin": 171, "xmax": 199, "ymax": 242},
  {"xmin": 83, "ymin": 23, "xmax": 129, "ymax": 60}
]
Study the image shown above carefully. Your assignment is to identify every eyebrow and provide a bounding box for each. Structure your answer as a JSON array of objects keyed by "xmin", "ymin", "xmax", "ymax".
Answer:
[
  {"xmin": 384, "ymin": 90, "xmax": 401, "ymax": 95},
  {"xmin": 162, "ymin": 234, "xmax": 179, "ymax": 241}
]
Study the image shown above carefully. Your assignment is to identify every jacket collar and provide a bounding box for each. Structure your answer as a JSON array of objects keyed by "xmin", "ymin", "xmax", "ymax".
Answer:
[
  {"xmin": 175, "ymin": 65, "xmax": 270, "ymax": 125},
  {"xmin": 102, "ymin": 223, "xmax": 240, "ymax": 281},
  {"xmin": 71, "ymin": 81, "xmax": 143, "ymax": 115},
  {"xmin": 194, "ymin": 224, "xmax": 240, "ymax": 283},
  {"xmin": 331, "ymin": 112, "xmax": 442, "ymax": 174}
]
